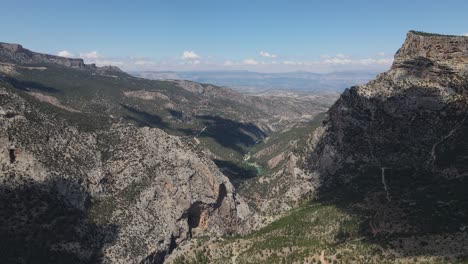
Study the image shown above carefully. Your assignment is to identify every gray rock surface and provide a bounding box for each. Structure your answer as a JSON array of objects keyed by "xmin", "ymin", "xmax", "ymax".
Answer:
[
  {"xmin": 0, "ymin": 85, "xmax": 253, "ymax": 263},
  {"xmin": 299, "ymin": 32, "xmax": 468, "ymax": 259},
  {"xmin": 305, "ymin": 31, "xmax": 468, "ymax": 186}
]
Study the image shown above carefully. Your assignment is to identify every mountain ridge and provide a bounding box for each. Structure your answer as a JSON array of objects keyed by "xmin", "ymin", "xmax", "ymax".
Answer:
[
  {"xmin": 0, "ymin": 40, "xmax": 333, "ymax": 263},
  {"xmin": 0, "ymin": 42, "xmax": 89, "ymax": 68},
  {"xmin": 168, "ymin": 30, "xmax": 468, "ymax": 264},
  {"xmin": 132, "ymin": 70, "xmax": 378, "ymax": 94},
  {"xmin": 300, "ymin": 30, "xmax": 468, "ymax": 260},
  {"xmin": 3, "ymin": 30, "xmax": 467, "ymax": 263},
  {"xmin": 0, "ymin": 69, "xmax": 256, "ymax": 263}
]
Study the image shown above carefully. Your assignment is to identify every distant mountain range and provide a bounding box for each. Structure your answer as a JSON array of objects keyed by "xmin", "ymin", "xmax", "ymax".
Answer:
[{"xmin": 131, "ymin": 70, "xmax": 380, "ymax": 93}]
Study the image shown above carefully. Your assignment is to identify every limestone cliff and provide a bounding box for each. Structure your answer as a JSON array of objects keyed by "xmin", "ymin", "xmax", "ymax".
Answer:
[
  {"xmin": 0, "ymin": 42, "xmax": 91, "ymax": 68},
  {"xmin": 301, "ymin": 31, "xmax": 468, "ymax": 260},
  {"xmin": 142, "ymin": 31, "xmax": 468, "ymax": 264},
  {"xmin": 306, "ymin": 31, "xmax": 468, "ymax": 184},
  {"xmin": 0, "ymin": 85, "xmax": 253, "ymax": 263}
]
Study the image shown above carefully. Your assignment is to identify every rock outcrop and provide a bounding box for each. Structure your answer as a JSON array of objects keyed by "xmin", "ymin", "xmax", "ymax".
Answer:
[
  {"xmin": 0, "ymin": 85, "xmax": 253, "ymax": 263},
  {"xmin": 306, "ymin": 31, "xmax": 468, "ymax": 186},
  {"xmin": 0, "ymin": 42, "xmax": 92, "ymax": 68},
  {"xmin": 301, "ymin": 31, "xmax": 468, "ymax": 260}
]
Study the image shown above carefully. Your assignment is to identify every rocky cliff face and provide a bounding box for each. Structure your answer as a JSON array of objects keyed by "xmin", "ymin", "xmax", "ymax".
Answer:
[
  {"xmin": 118, "ymin": 31, "xmax": 468, "ymax": 264},
  {"xmin": 0, "ymin": 41, "xmax": 335, "ymax": 229},
  {"xmin": 396, "ymin": 31, "xmax": 468, "ymax": 65},
  {"xmin": 306, "ymin": 31, "xmax": 468, "ymax": 186},
  {"xmin": 0, "ymin": 42, "xmax": 92, "ymax": 68},
  {"xmin": 302, "ymin": 31, "xmax": 468, "ymax": 260},
  {"xmin": 0, "ymin": 84, "xmax": 253, "ymax": 263}
]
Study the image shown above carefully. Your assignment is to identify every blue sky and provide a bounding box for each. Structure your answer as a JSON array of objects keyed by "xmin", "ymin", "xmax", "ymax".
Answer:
[{"xmin": 1, "ymin": 0, "xmax": 467, "ymax": 72}]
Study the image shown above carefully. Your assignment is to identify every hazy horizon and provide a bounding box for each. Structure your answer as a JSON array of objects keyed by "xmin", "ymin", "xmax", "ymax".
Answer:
[{"xmin": 2, "ymin": 1, "xmax": 468, "ymax": 73}]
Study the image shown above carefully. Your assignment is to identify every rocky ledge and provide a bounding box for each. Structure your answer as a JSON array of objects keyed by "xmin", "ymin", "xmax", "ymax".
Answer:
[{"xmin": 0, "ymin": 42, "xmax": 125, "ymax": 72}]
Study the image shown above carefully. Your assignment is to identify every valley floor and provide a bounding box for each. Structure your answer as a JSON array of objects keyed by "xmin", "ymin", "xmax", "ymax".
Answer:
[{"xmin": 167, "ymin": 197, "xmax": 468, "ymax": 264}]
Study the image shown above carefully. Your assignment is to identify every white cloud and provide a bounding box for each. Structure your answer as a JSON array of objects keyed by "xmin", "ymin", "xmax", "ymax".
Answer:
[
  {"xmin": 69, "ymin": 49, "xmax": 394, "ymax": 73},
  {"xmin": 181, "ymin": 51, "xmax": 200, "ymax": 60},
  {"xmin": 464, "ymin": 33, "xmax": 468, "ymax": 36},
  {"xmin": 223, "ymin": 60, "xmax": 235, "ymax": 66},
  {"xmin": 243, "ymin": 59, "xmax": 259, "ymax": 65},
  {"xmin": 183, "ymin": 60, "xmax": 201, "ymax": 65},
  {"xmin": 322, "ymin": 57, "xmax": 353, "ymax": 65},
  {"xmin": 57, "ymin": 50, "xmax": 75, "ymax": 58},
  {"xmin": 77, "ymin": 51, "xmax": 122, "ymax": 66},
  {"xmin": 259, "ymin": 51, "xmax": 277, "ymax": 58},
  {"xmin": 283, "ymin": 60, "xmax": 304, "ymax": 65},
  {"xmin": 335, "ymin": 53, "xmax": 348, "ymax": 59},
  {"xmin": 357, "ymin": 58, "xmax": 393, "ymax": 65},
  {"xmin": 318, "ymin": 54, "xmax": 393, "ymax": 66},
  {"xmin": 80, "ymin": 51, "xmax": 102, "ymax": 59},
  {"xmin": 134, "ymin": 60, "xmax": 155, "ymax": 65}
]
